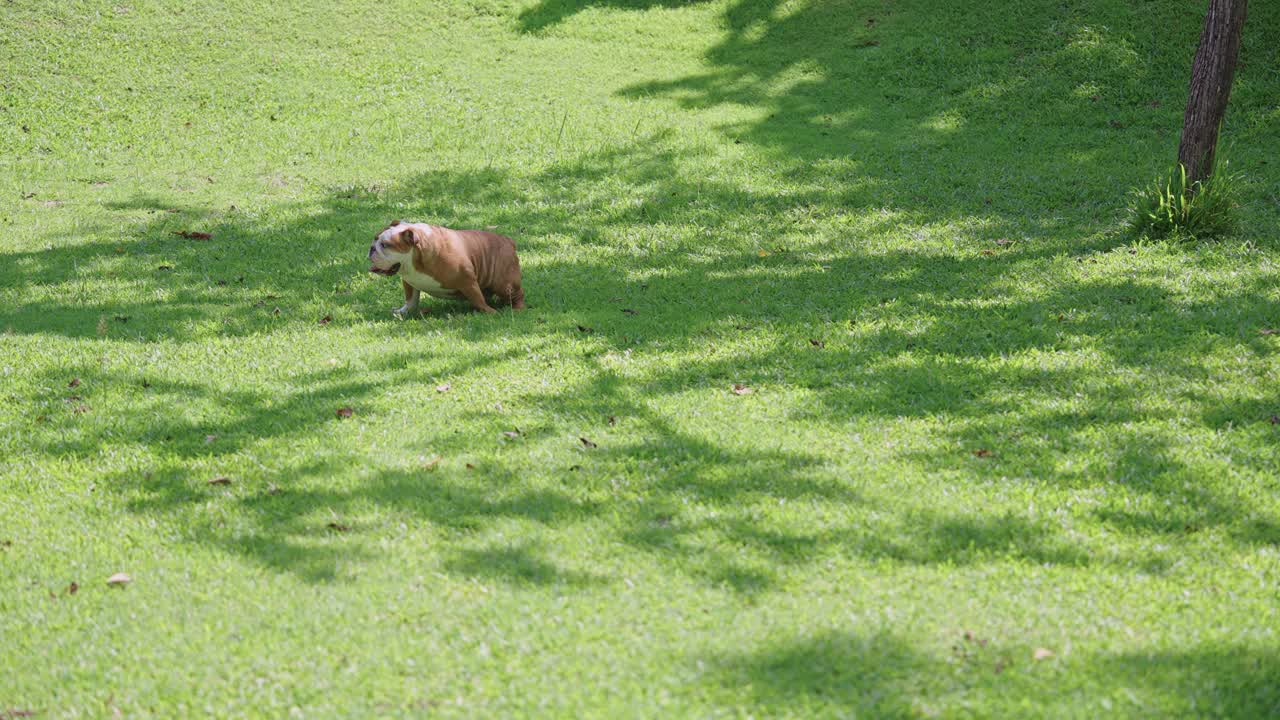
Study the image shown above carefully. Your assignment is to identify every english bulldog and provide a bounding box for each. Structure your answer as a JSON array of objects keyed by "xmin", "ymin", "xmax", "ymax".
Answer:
[{"xmin": 368, "ymin": 221, "xmax": 525, "ymax": 315}]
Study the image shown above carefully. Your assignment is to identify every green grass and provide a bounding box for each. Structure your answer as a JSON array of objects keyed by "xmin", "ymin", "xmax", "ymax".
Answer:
[
  {"xmin": 1128, "ymin": 162, "xmax": 1241, "ymax": 241},
  {"xmin": 3, "ymin": 0, "xmax": 1280, "ymax": 716}
]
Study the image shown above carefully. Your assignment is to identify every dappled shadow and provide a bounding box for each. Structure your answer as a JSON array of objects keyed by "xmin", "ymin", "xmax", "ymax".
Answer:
[
  {"xmin": 10, "ymin": 127, "xmax": 1279, "ymax": 585},
  {"xmin": 704, "ymin": 631, "xmax": 1280, "ymax": 717},
  {"xmin": 707, "ymin": 631, "xmax": 928, "ymax": 718},
  {"xmin": 7, "ymin": 0, "xmax": 1279, "ymax": 586}
]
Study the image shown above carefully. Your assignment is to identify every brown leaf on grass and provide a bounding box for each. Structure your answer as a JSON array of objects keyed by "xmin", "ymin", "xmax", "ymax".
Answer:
[
  {"xmin": 1033, "ymin": 648, "xmax": 1054, "ymax": 661},
  {"xmin": 106, "ymin": 572, "xmax": 131, "ymax": 587},
  {"xmin": 731, "ymin": 384, "xmax": 753, "ymax": 395},
  {"xmin": 319, "ymin": 315, "xmax": 332, "ymax": 325},
  {"xmin": 71, "ymin": 404, "xmax": 90, "ymax": 414},
  {"xmin": 607, "ymin": 415, "xmax": 617, "ymax": 426},
  {"xmin": 980, "ymin": 249, "xmax": 995, "ymax": 256},
  {"xmin": 326, "ymin": 522, "xmax": 350, "ymax": 532},
  {"xmin": 973, "ymin": 449, "xmax": 993, "ymax": 458},
  {"xmin": 994, "ymin": 238, "xmax": 1014, "ymax": 246},
  {"xmin": 68, "ymin": 581, "xmax": 79, "ymax": 595},
  {"xmin": 68, "ymin": 378, "xmax": 81, "ymax": 388},
  {"xmin": 436, "ymin": 383, "xmax": 451, "ymax": 393},
  {"xmin": 580, "ymin": 437, "xmax": 597, "ymax": 449},
  {"xmin": 576, "ymin": 325, "xmax": 594, "ymax": 334},
  {"xmin": 465, "ymin": 463, "xmax": 476, "ymax": 470},
  {"xmin": 336, "ymin": 407, "xmax": 354, "ymax": 418},
  {"xmin": 1260, "ymin": 328, "xmax": 1279, "ymax": 336},
  {"xmin": 422, "ymin": 456, "xmax": 441, "ymax": 471},
  {"xmin": 208, "ymin": 476, "xmax": 231, "ymax": 485},
  {"xmin": 809, "ymin": 338, "xmax": 825, "ymax": 348},
  {"xmin": 172, "ymin": 230, "xmax": 213, "ymax": 240},
  {"xmin": 502, "ymin": 429, "xmax": 522, "ymax": 439},
  {"xmin": 1, "ymin": 709, "xmax": 36, "ymax": 718}
]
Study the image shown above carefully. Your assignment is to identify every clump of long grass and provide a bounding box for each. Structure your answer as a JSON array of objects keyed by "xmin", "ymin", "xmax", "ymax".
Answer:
[{"xmin": 1128, "ymin": 162, "xmax": 1240, "ymax": 241}]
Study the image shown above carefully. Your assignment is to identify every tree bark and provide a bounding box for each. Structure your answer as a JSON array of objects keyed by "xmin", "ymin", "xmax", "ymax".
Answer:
[{"xmin": 1177, "ymin": 0, "xmax": 1248, "ymax": 184}]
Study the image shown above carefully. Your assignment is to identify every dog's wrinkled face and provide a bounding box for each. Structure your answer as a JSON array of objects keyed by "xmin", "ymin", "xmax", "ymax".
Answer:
[{"xmin": 368, "ymin": 221, "xmax": 415, "ymax": 276}]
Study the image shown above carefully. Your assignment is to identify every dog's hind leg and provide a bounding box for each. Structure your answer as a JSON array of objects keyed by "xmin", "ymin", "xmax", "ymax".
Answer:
[{"xmin": 493, "ymin": 283, "xmax": 525, "ymax": 310}]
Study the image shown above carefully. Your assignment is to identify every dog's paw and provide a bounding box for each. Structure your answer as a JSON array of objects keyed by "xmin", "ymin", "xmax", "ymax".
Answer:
[{"xmin": 393, "ymin": 304, "xmax": 416, "ymax": 317}]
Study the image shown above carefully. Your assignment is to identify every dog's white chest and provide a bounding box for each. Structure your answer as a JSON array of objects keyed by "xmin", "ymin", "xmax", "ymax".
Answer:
[{"xmin": 400, "ymin": 266, "xmax": 455, "ymax": 299}]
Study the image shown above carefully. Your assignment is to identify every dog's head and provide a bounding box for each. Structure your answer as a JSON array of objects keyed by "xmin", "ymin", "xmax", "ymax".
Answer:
[{"xmin": 368, "ymin": 221, "xmax": 420, "ymax": 276}]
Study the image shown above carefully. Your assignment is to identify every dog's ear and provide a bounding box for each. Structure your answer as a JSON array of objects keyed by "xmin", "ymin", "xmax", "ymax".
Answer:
[{"xmin": 399, "ymin": 227, "xmax": 418, "ymax": 247}]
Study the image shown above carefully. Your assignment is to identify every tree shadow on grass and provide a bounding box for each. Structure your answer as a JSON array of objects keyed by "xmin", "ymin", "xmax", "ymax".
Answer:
[
  {"xmin": 8, "ymin": 130, "xmax": 1278, "ymax": 587},
  {"xmin": 704, "ymin": 631, "xmax": 1280, "ymax": 717}
]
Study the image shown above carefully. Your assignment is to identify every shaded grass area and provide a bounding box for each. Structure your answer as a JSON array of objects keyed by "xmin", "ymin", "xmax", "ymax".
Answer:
[{"xmin": 2, "ymin": 0, "xmax": 1280, "ymax": 717}]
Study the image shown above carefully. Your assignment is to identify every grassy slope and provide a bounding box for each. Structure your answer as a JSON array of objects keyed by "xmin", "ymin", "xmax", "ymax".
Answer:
[{"xmin": 2, "ymin": 0, "xmax": 1279, "ymax": 716}]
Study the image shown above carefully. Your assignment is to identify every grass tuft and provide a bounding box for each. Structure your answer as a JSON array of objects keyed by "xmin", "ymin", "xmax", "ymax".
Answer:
[{"xmin": 1127, "ymin": 163, "xmax": 1241, "ymax": 241}]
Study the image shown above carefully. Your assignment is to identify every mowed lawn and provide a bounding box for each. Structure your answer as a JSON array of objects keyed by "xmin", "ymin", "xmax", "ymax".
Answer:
[{"xmin": 3, "ymin": 0, "xmax": 1280, "ymax": 716}]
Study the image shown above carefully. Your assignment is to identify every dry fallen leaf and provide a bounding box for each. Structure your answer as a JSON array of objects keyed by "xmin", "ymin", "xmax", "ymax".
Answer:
[
  {"xmin": 319, "ymin": 315, "xmax": 332, "ymax": 325},
  {"xmin": 208, "ymin": 476, "xmax": 231, "ymax": 485},
  {"xmin": 1033, "ymin": 648, "xmax": 1054, "ymax": 661},
  {"xmin": 465, "ymin": 463, "xmax": 476, "ymax": 470},
  {"xmin": 995, "ymin": 238, "xmax": 1014, "ymax": 246},
  {"xmin": 1260, "ymin": 328, "xmax": 1279, "ymax": 336},
  {"xmin": 336, "ymin": 407, "xmax": 354, "ymax": 418},
  {"xmin": 576, "ymin": 325, "xmax": 594, "ymax": 334},
  {"xmin": 327, "ymin": 522, "xmax": 350, "ymax": 532},
  {"xmin": 172, "ymin": 230, "xmax": 213, "ymax": 240},
  {"xmin": 809, "ymin": 338, "xmax": 825, "ymax": 349},
  {"xmin": 731, "ymin": 384, "xmax": 754, "ymax": 395},
  {"xmin": 502, "ymin": 430, "xmax": 522, "ymax": 439},
  {"xmin": 607, "ymin": 415, "xmax": 618, "ymax": 426},
  {"xmin": 106, "ymin": 572, "xmax": 131, "ymax": 587},
  {"xmin": 68, "ymin": 378, "xmax": 81, "ymax": 388},
  {"xmin": 436, "ymin": 383, "xmax": 451, "ymax": 393},
  {"xmin": 68, "ymin": 581, "xmax": 79, "ymax": 595},
  {"xmin": 422, "ymin": 456, "xmax": 441, "ymax": 471},
  {"xmin": 973, "ymin": 449, "xmax": 993, "ymax": 458},
  {"xmin": 757, "ymin": 250, "xmax": 771, "ymax": 257},
  {"xmin": 580, "ymin": 437, "xmax": 598, "ymax": 449}
]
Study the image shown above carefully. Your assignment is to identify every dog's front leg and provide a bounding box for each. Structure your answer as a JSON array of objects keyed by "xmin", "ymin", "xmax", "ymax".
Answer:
[{"xmin": 394, "ymin": 281, "xmax": 421, "ymax": 317}]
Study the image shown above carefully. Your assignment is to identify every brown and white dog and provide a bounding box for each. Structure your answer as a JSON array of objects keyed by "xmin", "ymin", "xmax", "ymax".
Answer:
[{"xmin": 368, "ymin": 221, "xmax": 524, "ymax": 315}]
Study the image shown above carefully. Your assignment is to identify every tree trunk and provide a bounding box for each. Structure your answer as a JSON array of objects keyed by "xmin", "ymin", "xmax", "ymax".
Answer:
[{"xmin": 1177, "ymin": 0, "xmax": 1248, "ymax": 184}]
